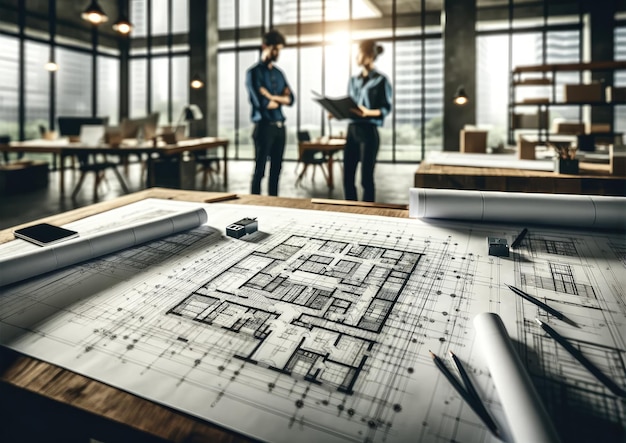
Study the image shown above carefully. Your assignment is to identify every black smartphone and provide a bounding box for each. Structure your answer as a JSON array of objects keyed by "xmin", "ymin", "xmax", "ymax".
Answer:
[{"xmin": 14, "ymin": 223, "xmax": 79, "ymax": 247}]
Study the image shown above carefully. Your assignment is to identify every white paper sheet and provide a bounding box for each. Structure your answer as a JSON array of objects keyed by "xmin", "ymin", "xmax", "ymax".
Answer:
[
  {"xmin": 474, "ymin": 312, "xmax": 561, "ymax": 443},
  {"xmin": 409, "ymin": 188, "xmax": 626, "ymax": 230},
  {"xmin": 1, "ymin": 200, "xmax": 624, "ymax": 443}
]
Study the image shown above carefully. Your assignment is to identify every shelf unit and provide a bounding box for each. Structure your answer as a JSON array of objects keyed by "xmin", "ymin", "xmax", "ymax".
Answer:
[{"xmin": 508, "ymin": 61, "xmax": 626, "ymax": 146}]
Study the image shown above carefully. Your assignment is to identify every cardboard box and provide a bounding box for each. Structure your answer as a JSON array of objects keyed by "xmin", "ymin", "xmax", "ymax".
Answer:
[
  {"xmin": 586, "ymin": 123, "xmax": 612, "ymax": 133},
  {"xmin": 609, "ymin": 144, "xmax": 626, "ymax": 176},
  {"xmin": 554, "ymin": 122, "xmax": 585, "ymax": 135},
  {"xmin": 563, "ymin": 83, "xmax": 604, "ymax": 103},
  {"xmin": 606, "ymin": 86, "xmax": 626, "ymax": 103},
  {"xmin": 460, "ymin": 129, "xmax": 488, "ymax": 153},
  {"xmin": 512, "ymin": 111, "xmax": 549, "ymax": 129}
]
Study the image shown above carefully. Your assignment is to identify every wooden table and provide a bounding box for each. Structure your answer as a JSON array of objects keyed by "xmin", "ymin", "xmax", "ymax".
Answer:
[
  {"xmin": 0, "ymin": 189, "xmax": 407, "ymax": 442},
  {"xmin": 415, "ymin": 161, "xmax": 626, "ymax": 196},
  {"xmin": 297, "ymin": 138, "xmax": 345, "ymax": 189},
  {"xmin": 0, "ymin": 137, "xmax": 229, "ymax": 196}
]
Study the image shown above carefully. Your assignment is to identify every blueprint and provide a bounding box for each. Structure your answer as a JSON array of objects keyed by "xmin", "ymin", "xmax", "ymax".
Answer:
[{"xmin": 0, "ymin": 199, "xmax": 624, "ymax": 443}]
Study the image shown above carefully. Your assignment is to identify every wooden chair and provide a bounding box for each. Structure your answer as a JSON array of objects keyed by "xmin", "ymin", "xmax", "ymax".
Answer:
[
  {"xmin": 295, "ymin": 131, "xmax": 329, "ymax": 186},
  {"xmin": 194, "ymin": 150, "xmax": 221, "ymax": 189},
  {"xmin": 71, "ymin": 153, "xmax": 129, "ymax": 200}
]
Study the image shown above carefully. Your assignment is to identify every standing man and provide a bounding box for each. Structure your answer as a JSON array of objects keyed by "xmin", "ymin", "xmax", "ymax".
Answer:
[{"xmin": 246, "ymin": 29, "xmax": 295, "ymax": 196}]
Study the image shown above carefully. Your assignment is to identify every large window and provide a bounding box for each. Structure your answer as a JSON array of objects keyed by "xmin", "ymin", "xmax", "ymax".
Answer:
[
  {"xmin": 129, "ymin": 0, "xmax": 190, "ymax": 126},
  {"xmin": 217, "ymin": 0, "xmax": 444, "ymax": 162},
  {"xmin": 0, "ymin": 35, "xmax": 19, "ymax": 140},
  {"xmin": 616, "ymin": 25, "xmax": 625, "ymax": 134},
  {"xmin": 477, "ymin": 18, "xmax": 581, "ymax": 147},
  {"xmin": 56, "ymin": 48, "xmax": 93, "ymax": 119},
  {"xmin": 98, "ymin": 56, "xmax": 120, "ymax": 124}
]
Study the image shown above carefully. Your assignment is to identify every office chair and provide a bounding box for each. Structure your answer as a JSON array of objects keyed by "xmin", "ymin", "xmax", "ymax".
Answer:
[
  {"xmin": 0, "ymin": 135, "xmax": 10, "ymax": 164},
  {"xmin": 295, "ymin": 130, "xmax": 329, "ymax": 187},
  {"xmin": 71, "ymin": 152, "xmax": 129, "ymax": 200}
]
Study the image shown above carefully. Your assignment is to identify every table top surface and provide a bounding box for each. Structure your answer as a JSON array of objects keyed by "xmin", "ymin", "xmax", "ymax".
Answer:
[{"xmin": 3, "ymin": 136, "xmax": 228, "ymax": 154}]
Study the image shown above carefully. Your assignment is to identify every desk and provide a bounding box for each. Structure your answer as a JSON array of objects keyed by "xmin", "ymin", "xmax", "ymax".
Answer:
[
  {"xmin": 415, "ymin": 161, "xmax": 626, "ymax": 196},
  {"xmin": 0, "ymin": 189, "xmax": 406, "ymax": 442},
  {"xmin": 1, "ymin": 190, "xmax": 624, "ymax": 443},
  {"xmin": 0, "ymin": 137, "xmax": 229, "ymax": 195},
  {"xmin": 298, "ymin": 138, "xmax": 345, "ymax": 188}
]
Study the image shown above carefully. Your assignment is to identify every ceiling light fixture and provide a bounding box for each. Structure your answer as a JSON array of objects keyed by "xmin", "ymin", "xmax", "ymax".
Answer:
[
  {"xmin": 453, "ymin": 85, "xmax": 469, "ymax": 106},
  {"xmin": 44, "ymin": 61, "xmax": 59, "ymax": 72},
  {"xmin": 113, "ymin": 15, "xmax": 133, "ymax": 34},
  {"xmin": 190, "ymin": 74, "xmax": 204, "ymax": 89},
  {"xmin": 81, "ymin": 0, "xmax": 108, "ymax": 25}
]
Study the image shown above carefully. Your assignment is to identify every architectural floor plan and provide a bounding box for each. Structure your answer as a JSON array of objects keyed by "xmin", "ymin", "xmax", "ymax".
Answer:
[{"xmin": 0, "ymin": 200, "xmax": 624, "ymax": 442}]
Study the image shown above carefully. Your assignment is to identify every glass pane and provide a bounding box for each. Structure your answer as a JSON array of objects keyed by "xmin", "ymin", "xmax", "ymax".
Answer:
[
  {"xmin": 24, "ymin": 41, "xmax": 49, "ymax": 139},
  {"xmin": 56, "ymin": 48, "xmax": 92, "ymax": 118},
  {"xmin": 238, "ymin": 51, "xmax": 259, "ymax": 159},
  {"xmin": 151, "ymin": 57, "xmax": 169, "ymax": 124},
  {"xmin": 616, "ymin": 26, "xmax": 625, "ymax": 134},
  {"xmin": 151, "ymin": 0, "xmax": 168, "ymax": 35},
  {"xmin": 324, "ymin": 40, "xmax": 351, "ymax": 137},
  {"xmin": 130, "ymin": 58, "xmax": 147, "ymax": 117},
  {"xmin": 423, "ymin": 39, "xmax": 444, "ymax": 157},
  {"xmin": 219, "ymin": 0, "xmax": 235, "ymax": 29},
  {"xmin": 240, "ymin": 0, "xmax": 263, "ymax": 27},
  {"xmin": 218, "ymin": 52, "xmax": 235, "ymax": 141},
  {"xmin": 171, "ymin": 55, "xmax": 189, "ymax": 126},
  {"xmin": 0, "ymin": 35, "xmax": 19, "ymax": 140},
  {"xmin": 546, "ymin": 30, "xmax": 580, "ymax": 64},
  {"xmin": 172, "ymin": 0, "xmax": 189, "ymax": 34},
  {"xmin": 131, "ymin": 0, "xmax": 147, "ymax": 38},
  {"xmin": 476, "ymin": 35, "xmax": 510, "ymax": 147},
  {"xmin": 98, "ymin": 56, "xmax": 120, "ymax": 125},
  {"xmin": 300, "ymin": 46, "xmax": 323, "ymax": 140}
]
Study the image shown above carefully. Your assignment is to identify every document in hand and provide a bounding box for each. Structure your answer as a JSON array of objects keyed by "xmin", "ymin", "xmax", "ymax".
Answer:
[{"xmin": 312, "ymin": 91, "xmax": 358, "ymax": 120}]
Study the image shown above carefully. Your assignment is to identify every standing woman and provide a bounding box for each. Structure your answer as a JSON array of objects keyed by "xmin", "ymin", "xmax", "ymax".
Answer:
[{"xmin": 343, "ymin": 40, "xmax": 392, "ymax": 202}]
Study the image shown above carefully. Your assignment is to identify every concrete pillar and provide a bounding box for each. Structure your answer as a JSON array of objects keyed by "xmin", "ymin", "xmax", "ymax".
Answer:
[
  {"xmin": 189, "ymin": 0, "xmax": 218, "ymax": 137},
  {"xmin": 443, "ymin": 0, "xmax": 476, "ymax": 151},
  {"xmin": 584, "ymin": 0, "xmax": 617, "ymax": 130}
]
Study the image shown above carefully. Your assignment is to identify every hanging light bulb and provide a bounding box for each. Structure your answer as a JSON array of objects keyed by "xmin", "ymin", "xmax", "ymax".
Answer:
[
  {"xmin": 453, "ymin": 85, "xmax": 469, "ymax": 106},
  {"xmin": 81, "ymin": 0, "xmax": 108, "ymax": 25},
  {"xmin": 44, "ymin": 61, "xmax": 59, "ymax": 72},
  {"xmin": 113, "ymin": 15, "xmax": 133, "ymax": 34},
  {"xmin": 190, "ymin": 73, "xmax": 204, "ymax": 89}
]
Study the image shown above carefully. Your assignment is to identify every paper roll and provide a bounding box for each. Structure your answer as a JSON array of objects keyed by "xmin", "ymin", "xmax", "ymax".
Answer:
[
  {"xmin": 409, "ymin": 188, "xmax": 626, "ymax": 230},
  {"xmin": 474, "ymin": 312, "xmax": 561, "ymax": 443},
  {"xmin": 0, "ymin": 208, "xmax": 208, "ymax": 287}
]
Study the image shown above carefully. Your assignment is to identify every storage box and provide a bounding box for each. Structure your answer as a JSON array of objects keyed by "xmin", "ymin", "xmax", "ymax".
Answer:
[
  {"xmin": 609, "ymin": 144, "xmax": 626, "ymax": 176},
  {"xmin": 512, "ymin": 111, "xmax": 549, "ymax": 129},
  {"xmin": 606, "ymin": 86, "xmax": 626, "ymax": 103},
  {"xmin": 585, "ymin": 123, "xmax": 612, "ymax": 133},
  {"xmin": 554, "ymin": 122, "xmax": 585, "ymax": 135},
  {"xmin": 0, "ymin": 161, "xmax": 49, "ymax": 195},
  {"xmin": 460, "ymin": 129, "xmax": 488, "ymax": 153},
  {"xmin": 563, "ymin": 83, "xmax": 604, "ymax": 103}
]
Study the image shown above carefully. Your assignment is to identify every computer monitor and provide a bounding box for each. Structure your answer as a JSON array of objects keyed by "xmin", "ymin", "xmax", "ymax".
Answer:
[
  {"xmin": 120, "ymin": 112, "xmax": 160, "ymax": 140},
  {"xmin": 58, "ymin": 116, "xmax": 110, "ymax": 138}
]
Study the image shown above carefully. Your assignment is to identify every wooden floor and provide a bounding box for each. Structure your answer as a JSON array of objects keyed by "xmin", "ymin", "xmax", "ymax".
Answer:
[{"xmin": 0, "ymin": 159, "xmax": 418, "ymax": 230}]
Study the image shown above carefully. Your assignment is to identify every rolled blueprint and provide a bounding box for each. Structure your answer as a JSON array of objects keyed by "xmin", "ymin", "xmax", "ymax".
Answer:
[
  {"xmin": 474, "ymin": 312, "xmax": 561, "ymax": 443},
  {"xmin": 409, "ymin": 188, "xmax": 625, "ymax": 230},
  {"xmin": 0, "ymin": 207, "xmax": 207, "ymax": 287}
]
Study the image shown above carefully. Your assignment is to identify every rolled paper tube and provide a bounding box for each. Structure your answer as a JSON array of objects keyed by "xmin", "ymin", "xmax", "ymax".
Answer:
[
  {"xmin": 473, "ymin": 312, "xmax": 561, "ymax": 443},
  {"xmin": 409, "ymin": 188, "xmax": 625, "ymax": 230},
  {"xmin": 0, "ymin": 208, "xmax": 208, "ymax": 287}
]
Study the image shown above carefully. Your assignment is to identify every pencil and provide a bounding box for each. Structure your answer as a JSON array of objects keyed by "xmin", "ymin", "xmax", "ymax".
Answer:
[
  {"xmin": 535, "ymin": 319, "xmax": 626, "ymax": 398},
  {"xmin": 506, "ymin": 284, "xmax": 577, "ymax": 327},
  {"xmin": 510, "ymin": 228, "xmax": 528, "ymax": 249},
  {"xmin": 430, "ymin": 351, "xmax": 501, "ymax": 438}
]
